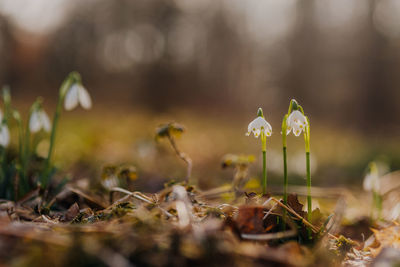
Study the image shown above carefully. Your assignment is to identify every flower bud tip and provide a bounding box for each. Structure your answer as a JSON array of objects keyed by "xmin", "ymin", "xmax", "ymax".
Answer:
[
  {"xmin": 290, "ymin": 99, "xmax": 298, "ymax": 111},
  {"xmin": 257, "ymin": 108, "xmax": 264, "ymax": 117}
]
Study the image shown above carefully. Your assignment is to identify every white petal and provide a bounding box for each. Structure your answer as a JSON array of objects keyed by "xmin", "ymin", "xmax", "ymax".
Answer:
[
  {"xmin": 40, "ymin": 111, "xmax": 52, "ymax": 132},
  {"xmin": 248, "ymin": 118, "xmax": 259, "ymax": 133},
  {"xmin": 363, "ymin": 174, "xmax": 372, "ymax": 191},
  {"xmin": 247, "ymin": 123, "xmax": 253, "ymax": 134},
  {"xmin": 286, "ymin": 126, "xmax": 291, "ymax": 136},
  {"xmin": 29, "ymin": 111, "xmax": 42, "ymax": 133},
  {"xmin": 287, "ymin": 112, "xmax": 294, "ymax": 126},
  {"xmin": 265, "ymin": 121, "xmax": 272, "ymax": 132},
  {"xmin": 247, "ymin": 119, "xmax": 258, "ymax": 137},
  {"xmin": 253, "ymin": 117, "xmax": 267, "ymax": 129},
  {"xmin": 247, "ymin": 116, "xmax": 272, "ymax": 138},
  {"xmin": 292, "ymin": 123, "xmax": 302, "ymax": 136},
  {"xmin": 78, "ymin": 86, "xmax": 92, "ymax": 110},
  {"xmin": 264, "ymin": 123, "xmax": 272, "ymax": 136},
  {"xmin": 0, "ymin": 125, "xmax": 10, "ymax": 147},
  {"xmin": 287, "ymin": 111, "xmax": 307, "ymax": 137},
  {"xmin": 64, "ymin": 84, "xmax": 80, "ymax": 111},
  {"xmin": 363, "ymin": 173, "xmax": 380, "ymax": 192},
  {"xmin": 369, "ymin": 174, "xmax": 380, "ymax": 192},
  {"xmin": 291, "ymin": 110, "xmax": 307, "ymax": 126}
]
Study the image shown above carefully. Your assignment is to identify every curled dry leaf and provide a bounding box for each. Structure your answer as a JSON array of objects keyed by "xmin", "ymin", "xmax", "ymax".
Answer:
[
  {"xmin": 234, "ymin": 205, "xmax": 279, "ymax": 235},
  {"xmin": 367, "ymin": 225, "xmax": 400, "ymax": 257},
  {"xmin": 287, "ymin": 193, "xmax": 305, "ymax": 218},
  {"xmin": 64, "ymin": 203, "xmax": 80, "ymax": 222}
]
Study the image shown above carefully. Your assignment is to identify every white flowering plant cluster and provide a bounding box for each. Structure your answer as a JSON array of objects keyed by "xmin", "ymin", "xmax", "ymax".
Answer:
[
  {"xmin": 246, "ymin": 100, "xmax": 313, "ymax": 237},
  {"xmin": 245, "ymin": 100, "xmax": 310, "ymax": 195},
  {"xmin": 0, "ymin": 72, "xmax": 91, "ymax": 200}
]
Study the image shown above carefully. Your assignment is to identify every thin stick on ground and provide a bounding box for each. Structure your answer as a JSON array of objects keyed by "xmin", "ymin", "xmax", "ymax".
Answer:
[
  {"xmin": 242, "ymin": 198, "xmax": 298, "ymax": 241},
  {"xmin": 110, "ymin": 187, "xmax": 174, "ymax": 218},
  {"xmin": 110, "ymin": 187, "xmax": 154, "ymax": 204},
  {"xmin": 241, "ymin": 229, "xmax": 297, "ymax": 241},
  {"xmin": 270, "ymin": 197, "xmax": 319, "ymax": 233},
  {"xmin": 270, "ymin": 197, "xmax": 339, "ymax": 240}
]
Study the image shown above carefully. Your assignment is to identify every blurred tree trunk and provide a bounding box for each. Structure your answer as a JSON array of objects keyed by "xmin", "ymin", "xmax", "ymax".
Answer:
[
  {"xmin": 0, "ymin": 16, "xmax": 15, "ymax": 86},
  {"xmin": 360, "ymin": 0, "xmax": 397, "ymax": 130},
  {"xmin": 283, "ymin": 0, "xmax": 318, "ymax": 114}
]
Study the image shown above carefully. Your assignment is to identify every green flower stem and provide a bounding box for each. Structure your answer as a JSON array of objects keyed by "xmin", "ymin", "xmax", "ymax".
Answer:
[
  {"xmin": 281, "ymin": 114, "xmax": 288, "ymax": 230},
  {"xmin": 22, "ymin": 110, "xmax": 32, "ymax": 180},
  {"xmin": 282, "ymin": 116, "xmax": 288, "ymax": 205},
  {"xmin": 283, "ymin": 146, "xmax": 288, "ymax": 202},
  {"xmin": 12, "ymin": 110, "xmax": 28, "ymax": 197},
  {"xmin": 0, "ymin": 88, "xmax": 11, "ymax": 197},
  {"xmin": 42, "ymin": 96, "xmax": 61, "ymax": 186},
  {"xmin": 2, "ymin": 87, "xmax": 11, "ymax": 121},
  {"xmin": 0, "ymin": 147, "xmax": 5, "ymax": 197},
  {"xmin": 373, "ymin": 191, "xmax": 382, "ymax": 220},
  {"xmin": 21, "ymin": 99, "xmax": 42, "ymax": 189},
  {"xmin": 261, "ymin": 133, "xmax": 267, "ymax": 195},
  {"xmin": 12, "ymin": 111, "xmax": 24, "ymax": 165},
  {"xmin": 368, "ymin": 162, "xmax": 381, "ymax": 220},
  {"xmin": 305, "ymin": 151, "xmax": 311, "ymax": 217},
  {"xmin": 282, "ymin": 146, "xmax": 288, "ymax": 230},
  {"xmin": 304, "ymin": 120, "xmax": 312, "ymax": 238},
  {"xmin": 42, "ymin": 74, "xmax": 75, "ymax": 187}
]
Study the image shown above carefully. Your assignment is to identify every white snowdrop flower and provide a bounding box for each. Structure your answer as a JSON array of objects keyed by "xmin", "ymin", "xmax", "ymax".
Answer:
[
  {"xmin": 64, "ymin": 83, "xmax": 92, "ymax": 111},
  {"xmin": 246, "ymin": 117, "xmax": 272, "ymax": 138},
  {"xmin": 0, "ymin": 124, "xmax": 10, "ymax": 147},
  {"xmin": 29, "ymin": 109, "xmax": 51, "ymax": 133},
  {"xmin": 286, "ymin": 110, "xmax": 308, "ymax": 137},
  {"xmin": 363, "ymin": 172, "xmax": 380, "ymax": 192}
]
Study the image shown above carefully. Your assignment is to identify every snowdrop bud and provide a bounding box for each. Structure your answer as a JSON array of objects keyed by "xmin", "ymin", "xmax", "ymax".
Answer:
[
  {"xmin": 70, "ymin": 71, "xmax": 81, "ymax": 82},
  {"xmin": 60, "ymin": 72, "xmax": 80, "ymax": 96},
  {"xmin": 64, "ymin": 83, "xmax": 92, "ymax": 111},
  {"xmin": 363, "ymin": 162, "xmax": 380, "ymax": 192},
  {"xmin": 257, "ymin": 107, "xmax": 263, "ymax": 117},
  {"xmin": 29, "ymin": 111, "xmax": 41, "ymax": 133},
  {"xmin": 290, "ymin": 99, "xmax": 298, "ymax": 111},
  {"xmin": 0, "ymin": 124, "xmax": 10, "ymax": 147},
  {"xmin": 12, "ymin": 110, "xmax": 21, "ymax": 122},
  {"xmin": 64, "ymin": 84, "xmax": 79, "ymax": 110},
  {"xmin": 29, "ymin": 107, "xmax": 51, "ymax": 133},
  {"xmin": 2, "ymin": 86, "xmax": 11, "ymax": 105}
]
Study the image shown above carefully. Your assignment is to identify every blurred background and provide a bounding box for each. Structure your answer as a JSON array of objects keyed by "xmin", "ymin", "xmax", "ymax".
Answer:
[{"xmin": 0, "ymin": 0, "xmax": 399, "ymax": 191}]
